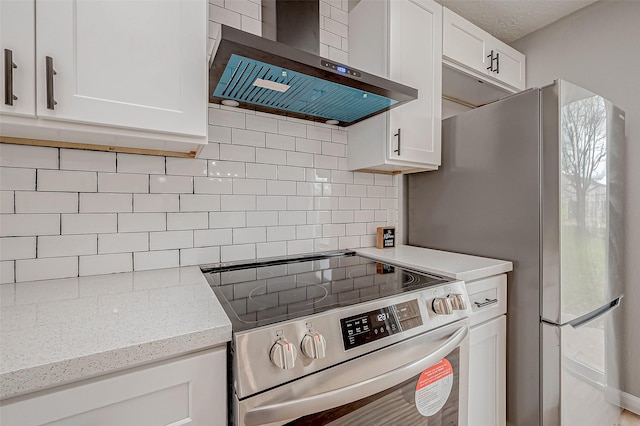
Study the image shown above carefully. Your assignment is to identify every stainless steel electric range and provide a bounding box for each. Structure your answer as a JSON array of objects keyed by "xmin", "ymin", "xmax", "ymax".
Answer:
[{"xmin": 201, "ymin": 250, "xmax": 472, "ymax": 426}]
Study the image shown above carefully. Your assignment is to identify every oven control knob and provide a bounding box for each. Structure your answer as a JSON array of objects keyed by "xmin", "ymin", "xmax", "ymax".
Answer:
[
  {"xmin": 432, "ymin": 297, "xmax": 453, "ymax": 315},
  {"xmin": 301, "ymin": 331, "xmax": 327, "ymax": 359},
  {"xmin": 270, "ymin": 338, "xmax": 298, "ymax": 369},
  {"xmin": 450, "ymin": 294, "xmax": 467, "ymax": 310}
]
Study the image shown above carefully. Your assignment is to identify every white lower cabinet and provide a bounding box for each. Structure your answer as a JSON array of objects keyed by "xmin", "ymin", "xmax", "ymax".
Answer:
[
  {"xmin": 0, "ymin": 347, "xmax": 227, "ymax": 426},
  {"xmin": 467, "ymin": 274, "xmax": 507, "ymax": 426}
]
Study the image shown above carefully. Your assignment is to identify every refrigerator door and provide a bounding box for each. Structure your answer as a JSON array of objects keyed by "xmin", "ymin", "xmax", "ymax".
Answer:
[
  {"xmin": 541, "ymin": 80, "xmax": 626, "ymax": 325},
  {"xmin": 541, "ymin": 301, "xmax": 623, "ymax": 426}
]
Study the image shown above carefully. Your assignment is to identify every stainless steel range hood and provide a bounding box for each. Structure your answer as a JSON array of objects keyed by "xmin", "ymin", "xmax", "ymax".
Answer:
[{"xmin": 209, "ymin": 24, "xmax": 418, "ymax": 127}]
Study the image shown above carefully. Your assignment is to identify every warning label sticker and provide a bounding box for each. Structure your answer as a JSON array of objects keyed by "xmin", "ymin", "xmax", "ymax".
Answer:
[{"xmin": 414, "ymin": 358, "xmax": 453, "ymax": 417}]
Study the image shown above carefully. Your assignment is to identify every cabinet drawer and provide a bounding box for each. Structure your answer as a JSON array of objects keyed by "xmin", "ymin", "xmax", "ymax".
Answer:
[{"xmin": 466, "ymin": 274, "xmax": 507, "ymax": 326}]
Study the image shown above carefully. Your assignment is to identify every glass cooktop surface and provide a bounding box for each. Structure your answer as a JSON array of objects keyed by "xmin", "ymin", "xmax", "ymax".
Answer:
[{"xmin": 201, "ymin": 251, "xmax": 451, "ymax": 332}]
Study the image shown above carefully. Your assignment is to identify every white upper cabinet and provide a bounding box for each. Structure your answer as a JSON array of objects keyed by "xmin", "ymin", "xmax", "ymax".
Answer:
[
  {"xmin": 0, "ymin": 0, "xmax": 36, "ymax": 117},
  {"xmin": 348, "ymin": 0, "xmax": 442, "ymax": 173},
  {"xmin": 443, "ymin": 8, "xmax": 525, "ymax": 92},
  {"xmin": 0, "ymin": 0, "xmax": 207, "ymax": 155}
]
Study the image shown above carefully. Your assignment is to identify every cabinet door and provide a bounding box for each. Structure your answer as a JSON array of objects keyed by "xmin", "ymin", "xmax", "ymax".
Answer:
[
  {"xmin": 442, "ymin": 8, "xmax": 489, "ymax": 76},
  {"xmin": 35, "ymin": 0, "xmax": 206, "ymax": 137},
  {"xmin": 489, "ymin": 42, "xmax": 525, "ymax": 91},
  {"xmin": 388, "ymin": 0, "xmax": 442, "ymax": 165},
  {"xmin": 0, "ymin": 348, "xmax": 227, "ymax": 426},
  {"xmin": 469, "ymin": 315, "xmax": 506, "ymax": 426},
  {"xmin": 0, "ymin": 0, "xmax": 36, "ymax": 117}
]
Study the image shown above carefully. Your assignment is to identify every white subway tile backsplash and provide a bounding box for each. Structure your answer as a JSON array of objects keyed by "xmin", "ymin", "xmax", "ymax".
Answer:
[
  {"xmin": 80, "ymin": 193, "xmax": 132, "ymax": 213},
  {"xmin": 199, "ymin": 142, "xmax": 221, "ymax": 159},
  {"xmin": 150, "ymin": 175, "xmax": 193, "ymax": 194},
  {"xmin": 296, "ymin": 224, "xmax": 322, "ymax": 239},
  {"xmin": 246, "ymin": 163, "xmax": 277, "ymax": 180},
  {"xmin": 118, "ymin": 213, "xmax": 165, "ymax": 233},
  {"xmin": 278, "ymin": 211, "xmax": 307, "ymax": 226},
  {"xmin": 267, "ymin": 225, "xmax": 296, "ymax": 242},
  {"xmin": 367, "ymin": 185, "xmax": 386, "ymax": 198},
  {"xmin": 194, "ymin": 229, "xmax": 232, "ymax": 247},
  {"xmin": 246, "ymin": 211, "xmax": 278, "ymax": 227},
  {"xmin": 374, "ymin": 174, "xmax": 394, "ymax": 186},
  {"xmin": 320, "ymin": 43, "xmax": 329, "ymax": 59},
  {"xmin": 0, "ymin": 168, "xmax": 36, "ymax": 191},
  {"xmin": 257, "ymin": 241, "xmax": 286, "ymax": 258},
  {"xmin": 1, "ymin": 214, "xmax": 60, "ymax": 237},
  {"xmin": 221, "ymin": 195, "xmax": 256, "ymax": 211},
  {"xmin": 339, "ymin": 197, "xmax": 360, "ymax": 210},
  {"xmin": 180, "ymin": 194, "xmax": 220, "ymax": 212},
  {"xmin": 338, "ymin": 235, "xmax": 360, "ymax": 250},
  {"xmin": 37, "ymin": 170, "xmax": 96, "ymax": 193},
  {"xmin": 39, "ymin": 235, "xmax": 97, "ymax": 258},
  {"xmin": 0, "ymin": 144, "xmax": 58, "ymax": 169},
  {"xmin": 296, "ymin": 182, "xmax": 322, "ymax": 197},
  {"xmin": 62, "ymin": 213, "xmax": 117, "ymax": 235},
  {"xmin": 278, "ymin": 120, "xmax": 306, "ymax": 138},
  {"xmin": 353, "ymin": 172, "xmax": 374, "ymax": 185},
  {"xmin": 320, "ymin": 29, "xmax": 341, "ymax": 49},
  {"xmin": 167, "ymin": 212, "xmax": 208, "ymax": 230},
  {"xmin": 361, "ymin": 198, "xmax": 380, "ymax": 210},
  {"xmin": 208, "ymin": 125, "xmax": 232, "ymax": 144},
  {"xmin": 380, "ymin": 198, "xmax": 397, "ymax": 209},
  {"xmin": 256, "ymin": 148, "xmax": 287, "ymax": 165},
  {"xmin": 266, "ymin": 180, "xmax": 296, "ymax": 196},
  {"xmin": 117, "ymin": 153, "xmax": 165, "ymax": 174},
  {"xmin": 287, "ymin": 196, "xmax": 314, "ymax": 211},
  {"xmin": 314, "ymin": 197, "xmax": 339, "ymax": 210},
  {"xmin": 319, "ymin": 0, "xmax": 330, "ymax": 16},
  {"xmin": 360, "ymin": 234, "xmax": 376, "ymax": 247},
  {"xmin": 209, "ymin": 160, "xmax": 246, "ymax": 178},
  {"xmin": 60, "ymin": 149, "xmax": 115, "ymax": 172},
  {"xmin": 15, "ymin": 192, "xmax": 77, "ymax": 214},
  {"xmin": 246, "ymin": 115, "xmax": 278, "ymax": 133},
  {"xmin": 98, "ymin": 172, "xmax": 149, "ymax": 193},
  {"xmin": 355, "ymin": 210, "xmax": 375, "ymax": 223},
  {"xmin": 221, "ymin": 244, "xmax": 255, "ymax": 262},
  {"xmin": 232, "ymin": 128, "xmax": 266, "ymax": 147},
  {"xmin": 79, "ymin": 253, "xmax": 132, "ymax": 276},
  {"xmin": 0, "ymin": 237, "xmax": 36, "ymax": 260},
  {"xmin": 194, "ymin": 177, "xmax": 233, "ymax": 194},
  {"xmin": 330, "ymin": 5, "xmax": 348, "ymax": 25},
  {"xmin": 314, "ymin": 237, "xmax": 338, "ymax": 252},
  {"xmin": 322, "ymin": 141, "xmax": 346, "ymax": 157},
  {"xmin": 307, "ymin": 210, "xmax": 332, "ymax": 224},
  {"xmin": 287, "ymin": 151, "xmax": 314, "ymax": 168},
  {"xmin": 387, "ymin": 186, "xmax": 399, "ymax": 198},
  {"xmin": 233, "ymin": 179, "xmax": 266, "ymax": 195},
  {"xmin": 180, "ymin": 246, "xmax": 221, "ymax": 266},
  {"xmin": 166, "ymin": 158, "xmax": 207, "ymax": 176},
  {"xmin": 296, "ymin": 138, "xmax": 322, "ymax": 154},
  {"xmin": 324, "ymin": 16, "xmax": 348, "ymax": 37},
  {"xmin": 241, "ymin": 15, "xmax": 261, "ymax": 36},
  {"xmin": 331, "ymin": 211, "xmax": 354, "ymax": 223},
  {"xmin": 0, "ymin": 191, "xmax": 13, "ymax": 213},
  {"xmin": 209, "ymin": 212, "xmax": 246, "ymax": 228},
  {"xmin": 346, "ymin": 222, "xmax": 366, "ymax": 236},
  {"xmin": 345, "ymin": 184, "xmax": 367, "ymax": 198},
  {"xmin": 16, "ymin": 256, "xmax": 78, "ymax": 282},
  {"xmin": 220, "ymin": 144, "xmax": 255, "ymax": 162},
  {"xmin": 323, "ymin": 224, "xmax": 345, "ymax": 237},
  {"xmin": 266, "ymin": 133, "xmax": 295, "ymax": 151},
  {"xmin": 209, "ymin": 107, "xmax": 246, "ymax": 128},
  {"xmin": 134, "ymin": 250, "xmax": 179, "ymax": 271},
  {"xmin": 233, "ymin": 227, "xmax": 266, "ymax": 244},
  {"xmin": 99, "ymin": 232, "xmax": 148, "ymax": 254},
  {"xmin": 257, "ymin": 196, "xmax": 286, "ymax": 211},
  {"xmin": 278, "ymin": 166, "xmax": 305, "ymax": 181},
  {"xmin": 225, "ymin": 0, "xmax": 260, "ymax": 19},
  {"xmin": 374, "ymin": 210, "xmax": 387, "ymax": 221},
  {"xmin": 287, "ymin": 239, "xmax": 314, "ymax": 255},
  {"xmin": 133, "ymin": 194, "xmax": 179, "ymax": 213},
  {"xmin": 150, "ymin": 230, "xmax": 193, "ymax": 250},
  {"xmin": 331, "ymin": 128, "xmax": 348, "ymax": 144},
  {"xmin": 1, "ymin": 261, "xmax": 14, "ymax": 284},
  {"xmin": 314, "ymin": 155, "xmax": 338, "ymax": 170},
  {"xmin": 331, "ymin": 170, "xmax": 353, "ymax": 184}
]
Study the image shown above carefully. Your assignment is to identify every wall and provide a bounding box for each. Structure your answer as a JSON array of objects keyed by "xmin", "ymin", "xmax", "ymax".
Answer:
[
  {"xmin": 0, "ymin": 0, "xmax": 399, "ymax": 284},
  {"xmin": 512, "ymin": 0, "xmax": 640, "ymax": 405}
]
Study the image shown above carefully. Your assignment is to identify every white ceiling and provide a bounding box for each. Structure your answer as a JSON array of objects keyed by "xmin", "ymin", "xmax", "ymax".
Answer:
[{"xmin": 434, "ymin": 0, "xmax": 599, "ymax": 43}]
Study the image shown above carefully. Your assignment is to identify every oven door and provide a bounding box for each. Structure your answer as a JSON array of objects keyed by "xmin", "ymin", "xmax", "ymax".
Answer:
[{"xmin": 235, "ymin": 319, "xmax": 469, "ymax": 426}]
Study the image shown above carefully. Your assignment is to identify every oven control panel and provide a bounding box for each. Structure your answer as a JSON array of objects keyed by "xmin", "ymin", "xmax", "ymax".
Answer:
[{"xmin": 340, "ymin": 299, "xmax": 422, "ymax": 350}]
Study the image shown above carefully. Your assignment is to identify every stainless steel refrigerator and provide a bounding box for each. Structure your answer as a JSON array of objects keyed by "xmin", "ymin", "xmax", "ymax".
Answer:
[{"xmin": 406, "ymin": 80, "xmax": 625, "ymax": 426}]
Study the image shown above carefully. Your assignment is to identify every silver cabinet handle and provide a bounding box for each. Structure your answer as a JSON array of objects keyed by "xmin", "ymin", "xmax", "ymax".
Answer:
[
  {"xmin": 4, "ymin": 49, "xmax": 18, "ymax": 106},
  {"xmin": 474, "ymin": 298, "xmax": 498, "ymax": 308},
  {"xmin": 243, "ymin": 326, "xmax": 468, "ymax": 426},
  {"xmin": 393, "ymin": 128, "xmax": 401, "ymax": 156},
  {"xmin": 45, "ymin": 56, "xmax": 57, "ymax": 110}
]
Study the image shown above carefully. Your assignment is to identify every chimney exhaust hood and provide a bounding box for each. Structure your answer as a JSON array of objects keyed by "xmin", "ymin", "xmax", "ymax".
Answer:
[{"xmin": 209, "ymin": 24, "xmax": 418, "ymax": 127}]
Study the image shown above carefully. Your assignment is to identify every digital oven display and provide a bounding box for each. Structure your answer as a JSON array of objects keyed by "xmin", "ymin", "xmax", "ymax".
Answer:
[{"xmin": 340, "ymin": 300, "xmax": 422, "ymax": 350}]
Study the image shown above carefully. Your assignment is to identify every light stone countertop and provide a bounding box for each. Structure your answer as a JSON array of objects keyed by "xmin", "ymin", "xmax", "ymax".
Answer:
[
  {"xmin": 355, "ymin": 245, "xmax": 513, "ymax": 282},
  {"xmin": 0, "ymin": 266, "xmax": 231, "ymax": 400}
]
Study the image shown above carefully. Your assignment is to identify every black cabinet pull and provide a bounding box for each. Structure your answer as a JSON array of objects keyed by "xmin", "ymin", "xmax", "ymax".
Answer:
[
  {"xmin": 45, "ymin": 56, "xmax": 57, "ymax": 110},
  {"xmin": 393, "ymin": 128, "xmax": 401, "ymax": 156},
  {"xmin": 4, "ymin": 49, "xmax": 18, "ymax": 106},
  {"xmin": 495, "ymin": 53, "xmax": 500, "ymax": 74},
  {"xmin": 486, "ymin": 50, "xmax": 494, "ymax": 71}
]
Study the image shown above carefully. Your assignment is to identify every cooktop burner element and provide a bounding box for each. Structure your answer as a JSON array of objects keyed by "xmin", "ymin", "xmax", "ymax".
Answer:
[{"xmin": 201, "ymin": 251, "xmax": 450, "ymax": 332}]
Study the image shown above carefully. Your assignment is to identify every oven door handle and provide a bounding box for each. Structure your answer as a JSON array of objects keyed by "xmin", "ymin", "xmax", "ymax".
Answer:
[{"xmin": 244, "ymin": 325, "xmax": 468, "ymax": 426}]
